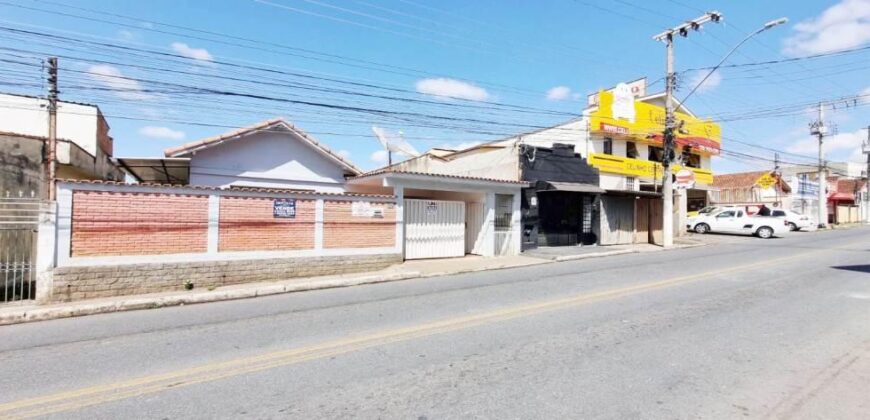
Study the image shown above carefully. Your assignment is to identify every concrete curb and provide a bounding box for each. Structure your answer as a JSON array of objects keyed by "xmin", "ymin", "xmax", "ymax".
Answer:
[
  {"xmin": 0, "ymin": 271, "xmax": 421, "ymax": 326},
  {"xmin": 0, "ymin": 240, "xmax": 710, "ymax": 326}
]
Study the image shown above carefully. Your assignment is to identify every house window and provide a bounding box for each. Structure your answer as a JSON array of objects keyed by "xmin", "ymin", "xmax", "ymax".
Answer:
[
  {"xmin": 648, "ymin": 146, "xmax": 664, "ymax": 162},
  {"xmin": 686, "ymin": 154, "xmax": 701, "ymax": 168},
  {"xmin": 603, "ymin": 138, "xmax": 613, "ymax": 155},
  {"xmin": 626, "ymin": 141, "xmax": 639, "ymax": 159}
]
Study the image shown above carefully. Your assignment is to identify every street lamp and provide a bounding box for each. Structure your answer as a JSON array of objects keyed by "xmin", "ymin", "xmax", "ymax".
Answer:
[
  {"xmin": 680, "ymin": 17, "xmax": 789, "ymax": 107},
  {"xmin": 654, "ymin": 15, "xmax": 787, "ymax": 248}
]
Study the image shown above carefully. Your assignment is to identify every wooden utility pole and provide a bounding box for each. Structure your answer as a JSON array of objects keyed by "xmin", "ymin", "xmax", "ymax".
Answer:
[{"xmin": 46, "ymin": 57, "xmax": 58, "ymax": 202}]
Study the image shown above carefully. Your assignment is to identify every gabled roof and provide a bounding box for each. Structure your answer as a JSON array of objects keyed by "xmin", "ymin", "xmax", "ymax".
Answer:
[{"xmin": 163, "ymin": 118, "xmax": 362, "ymax": 175}]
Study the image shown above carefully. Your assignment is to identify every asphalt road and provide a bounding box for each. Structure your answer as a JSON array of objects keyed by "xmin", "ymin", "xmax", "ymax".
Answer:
[{"xmin": 1, "ymin": 227, "xmax": 869, "ymax": 419}]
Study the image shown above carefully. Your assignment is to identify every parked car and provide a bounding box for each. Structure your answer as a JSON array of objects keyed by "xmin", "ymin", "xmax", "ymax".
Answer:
[
  {"xmin": 770, "ymin": 209, "xmax": 813, "ymax": 231},
  {"xmin": 687, "ymin": 206, "xmax": 722, "ymax": 218},
  {"xmin": 688, "ymin": 208, "xmax": 788, "ymax": 238}
]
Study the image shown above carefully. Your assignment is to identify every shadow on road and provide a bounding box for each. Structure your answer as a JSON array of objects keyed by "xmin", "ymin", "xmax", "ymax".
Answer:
[{"xmin": 831, "ymin": 265, "xmax": 870, "ymax": 274}]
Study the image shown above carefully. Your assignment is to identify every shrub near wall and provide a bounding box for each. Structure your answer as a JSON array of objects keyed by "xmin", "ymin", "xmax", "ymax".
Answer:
[
  {"xmin": 219, "ymin": 196, "xmax": 316, "ymax": 251},
  {"xmin": 71, "ymin": 190, "xmax": 209, "ymax": 256},
  {"xmin": 323, "ymin": 200, "xmax": 396, "ymax": 248}
]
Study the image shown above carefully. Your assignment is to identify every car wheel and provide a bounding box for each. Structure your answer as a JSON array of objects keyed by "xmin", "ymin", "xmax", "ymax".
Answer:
[
  {"xmin": 788, "ymin": 222, "xmax": 798, "ymax": 232},
  {"xmin": 756, "ymin": 226, "xmax": 774, "ymax": 239},
  {"xmin": 694, "ymin": 223, "xmax": 710, "ymax": 234}
]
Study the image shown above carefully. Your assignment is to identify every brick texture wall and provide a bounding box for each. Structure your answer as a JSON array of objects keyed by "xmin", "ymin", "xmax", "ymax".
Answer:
[
  {"xmin": 323, "ymin": 200, "xmax": 396, "ymax": 248},
  {"xmin": 71, "ymin": 190, "xmax": 209, "ymax": 256},
  {"xmin": 219, "ymin": 196, "xmax": 315, "ymax": 252},
  {"xmin": 50, "ymin": 253, "xmax": 402, "ymax": 302}
]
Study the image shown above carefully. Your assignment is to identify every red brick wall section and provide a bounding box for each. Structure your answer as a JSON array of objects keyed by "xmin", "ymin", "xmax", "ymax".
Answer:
[
  {"xmin": 71, "ymin": 190, "xmax": 208, "ymax": 256},
  {"xmin": 323, "ymin": 200, "xmax": 396, "ymax": 248},
  {"xmin": 219, "ymin": 196, "xmax": 315, "ymax": 252}
]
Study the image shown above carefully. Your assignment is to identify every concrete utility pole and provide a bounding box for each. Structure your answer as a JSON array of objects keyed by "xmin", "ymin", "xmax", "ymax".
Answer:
[
  {"xmin": 653, "ymin": 12, "xmax": 723, "ymax": 247},
  {"xmin": 863, "ymin": 126, "xmax": 869, "ymax": 223},
  {"xmin": 46, "ymin": 57, "xmax": 58, "ymax": 202},
  {"xmin": 810, "ymin": 102, "xmax": 827, "ymax": 228}
]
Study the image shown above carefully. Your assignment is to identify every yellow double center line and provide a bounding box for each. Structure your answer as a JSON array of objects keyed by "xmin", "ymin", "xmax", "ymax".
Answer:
[{"xmin": 0, "ymin": 250, "xmax": 827, "ymax": 418}]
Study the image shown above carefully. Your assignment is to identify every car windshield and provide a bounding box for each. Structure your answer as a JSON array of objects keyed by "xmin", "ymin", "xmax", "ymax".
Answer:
[{"xmin": 698, "ymin": 206, "xmax": 717, "ymax": 214}]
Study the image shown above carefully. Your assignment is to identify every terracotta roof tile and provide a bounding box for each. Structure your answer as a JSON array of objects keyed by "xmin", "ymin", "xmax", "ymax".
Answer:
[
  {"xmin": 57, "ymin": 179, "xmax": 394, "ymax": 198},
  {"xmin": 163, "ymin": 118, "xmax": 362, "ymax": 175}
]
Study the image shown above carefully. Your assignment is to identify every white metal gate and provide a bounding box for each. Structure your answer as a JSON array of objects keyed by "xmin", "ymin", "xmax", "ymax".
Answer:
[
  {"xmin": 465, "ymin": 202, "xmax": 486, "ymax": 255},
  {"xmin": 404, "ymin": 199, "xmax": 465, "ymax": 260},
  {"xmin": 0, "ymin": 197, "xmax": 41, "ymax": 303}
]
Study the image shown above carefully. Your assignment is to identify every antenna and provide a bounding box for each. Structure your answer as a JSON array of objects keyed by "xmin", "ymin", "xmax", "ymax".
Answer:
[{"xmin": 371, "ymin": 126, "xmax": 420, "ymax": 166}]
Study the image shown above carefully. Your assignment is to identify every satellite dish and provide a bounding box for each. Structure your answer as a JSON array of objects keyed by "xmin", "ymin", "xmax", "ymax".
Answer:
[{"xmin": 372, "ymin": 126, "xmax": 419, "ymax": 165}]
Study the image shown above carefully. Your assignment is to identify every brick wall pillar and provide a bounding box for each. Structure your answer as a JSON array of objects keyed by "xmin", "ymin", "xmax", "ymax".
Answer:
[
  {"xmin": 35, "ymin": 201, "xmax": 57, "ymax": 303},
  {"xmin": 314, "ymin": 198, "xmax": 324, "ymax": 250},
  {"xmin": 207, "ymin": 194, "xmax": 219, "ymax": 253}
]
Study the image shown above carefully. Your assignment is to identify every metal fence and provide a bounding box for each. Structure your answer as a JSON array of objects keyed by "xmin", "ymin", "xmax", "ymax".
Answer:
[{"xmin": 0, "ymin": 197, "xmax": 41, "ymax": 303}]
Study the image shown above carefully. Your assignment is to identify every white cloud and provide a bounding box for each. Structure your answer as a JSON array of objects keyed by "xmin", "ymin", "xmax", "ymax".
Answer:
[
  {"xmin": 415, "ymin": 78, "xmax": 490, "ymax": 101},
  {"xmin": 546, "ymin": 86, "xmax": 572, "ymax": 101},
  {"xmin": 370, "ymin": 150, "xmax": 389, "ymax": 164},
  {"xmin": 787, "ymin": 129, "xmax": 866, "ymax": 162},
  {"xmin": 117, "ymin": 30, "xmax": 139, "ymax": 42},
  {"xmin": 687, "ymin": 70, "xmax": 722, "ymax": 93},
  {"xmin": 436, "ymin": 141, "xmax": 482, "ymax": 151},
  {"xmin": 783, "ymin": 0, "xmax": 870, "ymax": 56},
  {"xmin": 336, "ymin": 149, "xmax": 351, "ymax": 159},
  {"xmin": 138, "ymin": 126, "xmax": 185, "ymax": 140},
  {"xmin": 171, "ymin": 42, "xmax": 214, "ymax": 63},
  {"xmin": 87, "ymin": 64, "xmax": 154, "ymax": 100}
]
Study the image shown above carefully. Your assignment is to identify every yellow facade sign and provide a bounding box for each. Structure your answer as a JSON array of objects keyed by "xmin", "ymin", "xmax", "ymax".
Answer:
[
  {"xmin": 755, "ymin": 173, "xmax": 777, "ymax": 189},
  {"xmin": 588, "ymin": 153, "xmax": 713, "ymax": 185},
  {"xmin": 588, "ymin": 90, "xmax": 721, "ymax": 155}
]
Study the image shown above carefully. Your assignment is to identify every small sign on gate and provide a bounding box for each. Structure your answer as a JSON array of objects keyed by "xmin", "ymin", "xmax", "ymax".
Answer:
[
  {"xmin": 273, "ymin": 198, "xmax": 296, "ymax": 218},
  {"xmin": 426, "ymin": 201, "xmax": 438, "ymax": 216}
]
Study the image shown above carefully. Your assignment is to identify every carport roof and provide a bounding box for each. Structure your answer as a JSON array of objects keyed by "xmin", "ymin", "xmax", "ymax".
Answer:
[{"xmin": 350, "ymin": 170, "xmax": 528, "ymax": 185}]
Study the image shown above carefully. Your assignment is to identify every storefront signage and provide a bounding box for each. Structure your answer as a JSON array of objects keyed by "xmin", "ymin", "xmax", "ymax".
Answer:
[
  {"xmin": 675, "ymin": 169, "xmax": 696, "ymax": 189},
  {"xmin": 588, "ymin": 90, "xmax": 721, "ymax": 155},
  {"xmin": 795, "ymin": 174, "xmax": 819, "ymax": 200},
  {"xmin": 588, "ymin": 153, "xmax": 713, "ymax": 185},
  {"xmin": 273, "ymin": 198, "xmax": 296, "ymax": 218},
  {"xmin": 587, "ymin": 78, "xmax": 647, "ymax": 107}
]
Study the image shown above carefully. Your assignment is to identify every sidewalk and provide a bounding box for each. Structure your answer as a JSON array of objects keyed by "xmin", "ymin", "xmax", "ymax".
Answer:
[{"xmin": 0, "ymin": 241, "xmax": 702, "ymax": 326}]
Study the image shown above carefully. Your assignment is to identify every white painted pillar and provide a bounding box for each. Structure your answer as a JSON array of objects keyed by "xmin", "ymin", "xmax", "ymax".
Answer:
[
  {"xmin": 676, "ymin": 189, "xmax": 688, "ymax": 237},
  {"xmin": 35, "ymin": 201, "xmax": 57, "ymax": 303},
  {"xmin": 483, "ymin": 192, "xmax": 496, "ymax": 257},
  {"xmin": 314, "ymin": 198, "xmax": 324, "ymax": 250},
  {"xmin": 394, "ymin": 184, "xmax": 404, "ymax": 258},
  {"xmin": 54, "ymin": 184, "xmax": 73, "ymax": 267},
  {"xmin": 511, "ymin": 190, "xmax": 522, "ymax": 256},
  {"xmin": 207, "ymin": 194, "xmax": 220, "ymax": 254}
]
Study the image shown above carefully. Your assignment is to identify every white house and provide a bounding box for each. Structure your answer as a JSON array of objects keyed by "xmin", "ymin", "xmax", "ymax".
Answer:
[{"xmin": 121, "ymin": 119, "xmax": 362, "ymax": 193}]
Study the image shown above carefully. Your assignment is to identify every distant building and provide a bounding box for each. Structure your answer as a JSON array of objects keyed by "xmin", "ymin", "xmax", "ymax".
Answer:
[{"xmin": 0, "ymin": 93, "xmax": 123, "ymax": 198}]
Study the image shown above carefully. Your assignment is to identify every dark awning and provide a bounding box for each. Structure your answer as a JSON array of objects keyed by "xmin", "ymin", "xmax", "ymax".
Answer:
[
  {"xmin": 605, "ymin": 189, "xmax": 663, "ymax": 198},
  {"xmin": 539, "ymin": 181, "xmax": 606, "ymax": 194}
]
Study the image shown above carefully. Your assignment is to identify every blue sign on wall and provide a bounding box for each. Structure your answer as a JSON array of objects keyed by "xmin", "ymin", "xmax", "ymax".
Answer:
[{"xmin": 273, "ymin": 198, "xmax": 297, "ymax": 218}]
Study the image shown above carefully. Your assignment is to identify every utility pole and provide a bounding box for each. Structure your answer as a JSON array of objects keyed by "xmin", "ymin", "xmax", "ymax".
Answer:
[
  {"xmin": 810, "ymin": 102, "xmax": 827, "ymax": 228},
  {"xmin": 863, "ymin": 126, "xmax": 869, "ymax": 223},
  {"xmin": 774, "ymin": 152, "xmax": 780, "ymax": 206},
  {"xmin": 46, "ymin": 57, "xmax": 58, "ymax": 202},
  {"xmin": 653, "ymin": 11, "xmax": 722, "ymax": 247}
]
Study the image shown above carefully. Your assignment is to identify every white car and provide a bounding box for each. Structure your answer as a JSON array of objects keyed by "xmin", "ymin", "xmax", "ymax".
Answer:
[
  {"xmin": 770, "ymin": 209, "xmax": 813, "ymax": 231},
  {"xmin": 688, "ymin": 208, "xmax": 788, "ymax": 239}
]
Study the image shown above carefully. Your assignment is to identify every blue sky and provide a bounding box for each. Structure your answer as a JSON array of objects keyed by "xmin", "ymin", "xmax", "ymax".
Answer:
[{"xmin": 0, "ymin": 0, "xmax": 868, "ymax": 173}]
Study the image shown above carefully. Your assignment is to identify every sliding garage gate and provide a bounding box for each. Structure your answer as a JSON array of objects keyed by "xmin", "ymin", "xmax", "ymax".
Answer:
[{"xmin": 404, "ymin": 199, "xmax": 466, "ymax": 260}]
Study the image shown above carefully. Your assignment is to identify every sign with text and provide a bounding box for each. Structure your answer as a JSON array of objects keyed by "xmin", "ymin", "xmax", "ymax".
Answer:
[
  {"xmin": 675, "ymin": 169, "xmax": 696, "ymax": 189},
  {"xmin": 755, "ymin": 173, "xmax": 777, "ymax": 190},
  {"xmin": 588, "ymin": 90, "xmax": 721, "ymax": 155},
  {"xmin": 588, "ymin": 153, "xmax": 713, "ymax": 184},
  {"xmin": 273, "ymin": 198, "xmax": 296, "ymax": 218}
]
